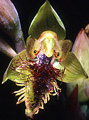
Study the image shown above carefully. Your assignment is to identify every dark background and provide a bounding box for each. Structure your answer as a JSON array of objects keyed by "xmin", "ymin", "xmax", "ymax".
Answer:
[{"xmin": 0, "ymin": 0, "xmax": 89, "ymax": 120}]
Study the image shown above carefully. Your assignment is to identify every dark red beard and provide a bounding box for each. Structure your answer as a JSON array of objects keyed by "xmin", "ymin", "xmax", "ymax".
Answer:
[{"xmin": 29, "ymin": 54, "xmax": 60, "ymax": 107}]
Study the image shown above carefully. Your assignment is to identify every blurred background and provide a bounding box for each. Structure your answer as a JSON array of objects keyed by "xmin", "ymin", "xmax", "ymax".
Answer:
[{"xmin": 0, "ymin": 0, "xmax": 89, "ymax": 120}]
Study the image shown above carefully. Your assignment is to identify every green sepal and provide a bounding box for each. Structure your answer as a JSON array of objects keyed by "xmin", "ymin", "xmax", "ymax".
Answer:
[
  {"xmin": 55, "ymin": 52, "xmax": 87, "ymax": 83},
  {"xmin": 2, "ymin": 50, "xmax": 30, "ymax": 84},
  {"xmin": 28, "ymin": 0, "xmax": 66, "ymax": 40}
]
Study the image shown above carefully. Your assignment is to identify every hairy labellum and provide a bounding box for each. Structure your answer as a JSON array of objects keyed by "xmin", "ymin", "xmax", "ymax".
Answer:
[
  {"xmin": 31, "ymin": 54, "xmax": 59, "ymax": 103},
  {"xmin": 25, "ymin": 54, "xmax": 61, "ymax": 117},
  {"xmin": 12, "ymin": 52, "xmax": 61, "ymax": 118}
]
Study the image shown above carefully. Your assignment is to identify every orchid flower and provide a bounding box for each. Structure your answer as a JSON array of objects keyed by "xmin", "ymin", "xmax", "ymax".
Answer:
[{"xmin": 0, "ymin": 0, "xmax": 87, "ymax": 118}]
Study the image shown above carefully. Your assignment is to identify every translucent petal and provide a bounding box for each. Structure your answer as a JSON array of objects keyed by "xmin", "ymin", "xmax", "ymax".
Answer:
[
  {"xmin": 2, "ymin": 50, "xmax": 31, "ymax": 84},
  {"xmin": 54, "ymin": 52, "xmax": 87, "ymax": 83}
]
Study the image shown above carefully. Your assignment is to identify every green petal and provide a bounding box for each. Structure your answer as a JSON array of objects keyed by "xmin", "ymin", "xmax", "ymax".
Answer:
[
  {"xmin": 55, "ymin": 52, "xmax": 87, "ymax": 83},
  {"xmin": 2, "ymin": 50, "xmax": 30, "ymax": 84},
  {"xmin": 28, "ymin": 0, "xmax": 66, "ymax": 40}
]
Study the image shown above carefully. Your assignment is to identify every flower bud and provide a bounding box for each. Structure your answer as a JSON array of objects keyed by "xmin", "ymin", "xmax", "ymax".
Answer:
[
  {"xmin": 72, "ymin": 28, "xmax": 89, "ymax": 76},
  {"xmin": 0, "ymin": 0, "xmax": 25, "ymax": 53},
  {"xmin": 67, "ymin": 26, "xmax": 89, "ymax": 102}
]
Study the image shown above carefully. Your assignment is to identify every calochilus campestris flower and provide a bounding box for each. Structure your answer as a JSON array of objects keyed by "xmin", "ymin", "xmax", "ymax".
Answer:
[{"xmin": 1, "ymin": 0, "xmax": 87, "ymax": 118}]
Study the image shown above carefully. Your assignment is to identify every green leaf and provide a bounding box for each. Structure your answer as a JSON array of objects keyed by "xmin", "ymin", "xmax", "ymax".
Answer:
[
  {"xmin": 55, "ymin": 52, "xmax": 87, "ymax": 83},
  {"xmin": 2, "ymin": 50, "xmax": 30, "ymax": 84},
  {"xmin": 28, "ymin": 0, "xmax": 66, "ymax": 40}
]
